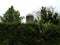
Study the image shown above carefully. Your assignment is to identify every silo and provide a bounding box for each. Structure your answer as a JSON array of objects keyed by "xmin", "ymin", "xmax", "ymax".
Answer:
[{"xmin": 26, "ymin": 14, "xmax": 34, "ymax": 22}]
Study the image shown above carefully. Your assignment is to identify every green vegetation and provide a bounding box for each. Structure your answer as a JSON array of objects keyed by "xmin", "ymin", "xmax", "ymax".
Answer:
[
  {"xmin": 0, "ymin": 6, "xmax": 60, "ymax": 45},
  {"xmin": 0, "ymin": 23, "xmax": 60, "ymax": 45},
  {"xmin": 0, "ymin": 6, "xmax": 22, "ymax": 23},
  {"xmin": 40, "ymin": 7, "xmax": 59, "ymax": 24},
  {"xmin": 35, "ymin": 7, "xmax": 59, "ymax": 24}
]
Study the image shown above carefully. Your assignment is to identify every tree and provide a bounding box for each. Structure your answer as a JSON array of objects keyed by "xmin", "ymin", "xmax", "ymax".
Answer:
[
  {"xmin": 34, "ymin": 7, "xmax": 59, "ymax": 24},
  {"xmin": 1, "ymin": 6, "xmax": 22, "ymax": 23}
]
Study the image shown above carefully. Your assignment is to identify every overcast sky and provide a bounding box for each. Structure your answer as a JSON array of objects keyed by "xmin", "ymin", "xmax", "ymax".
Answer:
[{"xmin": 0, "ymin": 0, "xmax": 60, "ymax": 22}]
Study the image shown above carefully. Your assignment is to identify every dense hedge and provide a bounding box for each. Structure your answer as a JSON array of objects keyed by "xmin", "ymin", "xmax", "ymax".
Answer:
[{"xmin": 0, "ymin": 22, "xmax": 60, "ymax": 45}]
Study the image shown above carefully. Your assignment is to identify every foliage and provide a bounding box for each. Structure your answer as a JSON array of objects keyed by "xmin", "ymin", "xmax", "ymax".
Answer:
[
  {"xmin": 0, "ymin": 22, "xmax": 60, "ymax": 45},
  {"xmin": 35, "ymin": 7, "xmax": 59, "ymax": 24},
  {"xmin": 1, "ymin": 6, "xmax": 22, "ymax": 23}
]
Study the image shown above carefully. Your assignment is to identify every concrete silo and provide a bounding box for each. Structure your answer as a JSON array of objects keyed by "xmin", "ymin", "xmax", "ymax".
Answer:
[{"xmin": 26, "ymin": 14, "xmax": 34, "ymax": 22}]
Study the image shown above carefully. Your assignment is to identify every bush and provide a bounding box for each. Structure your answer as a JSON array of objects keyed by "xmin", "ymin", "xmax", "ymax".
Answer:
[{"xmin": 0, "ymin": 22, "xmax": 60, "ymax": 45}]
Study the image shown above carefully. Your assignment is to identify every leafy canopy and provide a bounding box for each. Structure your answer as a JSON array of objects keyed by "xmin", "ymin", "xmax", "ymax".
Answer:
[
  {"xmin": 1, "ymin": 6, "xmax": 22, "ymax": 23},
  {"xmin": 35, "ymin": 7, "xmax": 59, "ymax": 24}
]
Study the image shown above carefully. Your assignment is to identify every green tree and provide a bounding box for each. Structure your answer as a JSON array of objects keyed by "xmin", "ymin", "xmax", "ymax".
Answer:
[
  {"xmin": 1, "ymin": 6, "xmax": 22, "ymax": 23},
  {"xmin": 35, "ymin": 7, "xmax": 59, "ymax": 24}
]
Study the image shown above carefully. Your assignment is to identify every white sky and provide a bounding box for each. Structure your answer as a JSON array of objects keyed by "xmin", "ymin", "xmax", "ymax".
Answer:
[{"xmin": 0, "ymin": 0, "xmax": 60, "ymax": 22}]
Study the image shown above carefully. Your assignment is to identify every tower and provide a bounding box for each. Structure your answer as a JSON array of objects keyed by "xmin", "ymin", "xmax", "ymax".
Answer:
[{"xmin": 26, "ymin": 14, "xmax": 34, "ymax": 22}]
